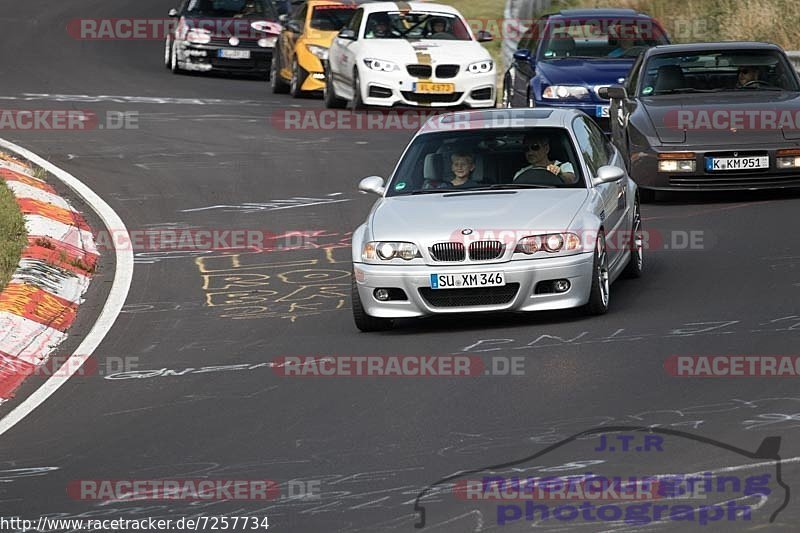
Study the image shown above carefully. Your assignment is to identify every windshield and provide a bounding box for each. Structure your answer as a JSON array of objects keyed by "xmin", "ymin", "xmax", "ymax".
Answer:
[
  {"xmin": 539, "ymin": 18, "xmax": 668, "ymax": 60},
  {"xmin": 386, "ymin": 128, "xmax": 585, "ymax": 197},
  {"xmin": 640, "ymin": 50, "xmax": 800, "ymax": 95},
  {"xmin": 311, "ymin": 5, "xmax": 356, "ymax": 31},
  {"xmin": 184, "ymin": 0, "xmax": 278, "ymax": 19},
  {"xmin": 364, "ymin": 12, "xmax": 471, "ymax": 40}
]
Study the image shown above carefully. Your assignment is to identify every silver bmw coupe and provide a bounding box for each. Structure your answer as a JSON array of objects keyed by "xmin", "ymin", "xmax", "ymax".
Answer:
[{"xmin": 351, "ymin": 108, "xmax": 643, "ymax": 331}]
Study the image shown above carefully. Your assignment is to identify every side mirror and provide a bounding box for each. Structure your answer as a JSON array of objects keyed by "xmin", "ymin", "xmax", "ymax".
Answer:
[
  {"xmin": 278, "ymin": 14, "xmax": 289, "ymax": 23},
  {"xmin": 338, "ymin": 28, "xmax": 357, "ymax": 40},
  {"xmin": 358, "ymin": 176, "xmax": 386, "ymax": 196},
  {"xmin": 168, "ymin": 8, "xmax": 179, "ymax": 17},
  {"xmin": 476, "ymin": 30, "xmax": 493, "ymax": 43},
  {"xmin": 287, "ymin": 21, "xmax": 302, "ymax": 34},
  {"xmin": 513, "ymin": 49, "xmax": 532, "ymax": 62},
  {"xmin": 604, "ymin": 85, "xmax": 627, "ymax": 99},
  {"xmin": 593, "ymin": 165, "xmax": 625, "ymax": 185}
]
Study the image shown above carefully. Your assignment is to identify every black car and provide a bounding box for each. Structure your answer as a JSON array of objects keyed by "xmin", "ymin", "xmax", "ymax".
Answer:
[
  {"xmin": 604, "ymin": 42, "xmax": 800, "ymax": 201},
  {"xmin": 165, "ymin": 0, "xmax": 281, "ymax": 77}
]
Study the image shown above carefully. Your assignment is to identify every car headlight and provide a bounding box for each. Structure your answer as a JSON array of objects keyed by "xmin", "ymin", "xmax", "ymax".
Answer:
[
  {"xmin": 363, "ymin": 59, "xmax": 399, "ymax": 72},
  {"xmin": 515, "ymin": 233, "xmax": 581, "ymax": 255},
  {"xmin": 307, "ymin": 44, "xmax": 329, "ymax": 60},
  {"xmin": 777, "ymin": 149, "xmax": 800, "ymax": 169},
  {"xmin": 658, "ymin": 153, "xmax": 696, "ymax": 173},
  {"xmin": 258, "ymin": 36, "xmax": 278, "ymax": 48},
  {"xmin": 467, "ymin": 60, "xmax": 494, "ymax": 74},
  {"xmin": 362, "ymin": 241, "xmax": 420, "ymax": 261},
  {"xmin": 542, "ymin": 85, "xmax": 589, "ymax": 99},
  {"xmin": 186, "ymin": 28, "xmax": 211, "ymax": 44}
]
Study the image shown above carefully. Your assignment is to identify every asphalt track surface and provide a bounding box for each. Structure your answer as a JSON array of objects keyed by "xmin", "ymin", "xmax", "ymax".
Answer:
[{"xmin": 1, "ymin": 1, "xmax": 800, "ymax": 532}]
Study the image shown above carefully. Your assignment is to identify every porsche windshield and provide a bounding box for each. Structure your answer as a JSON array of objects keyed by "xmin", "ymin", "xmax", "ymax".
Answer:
[
  {"xmin": 641, "ymin": 50, "xmax": 800, "ymax": 95},
  {"xmin": 364, "ymin": 12, "xmax": 471, "ymax": 40},
  {"xmin": 386, "ymin": 128, "xmax": 586, "ymax": 197},
  {"xmin": 184, "ymin": 0, "xmax": 278, "ymax": 19}
]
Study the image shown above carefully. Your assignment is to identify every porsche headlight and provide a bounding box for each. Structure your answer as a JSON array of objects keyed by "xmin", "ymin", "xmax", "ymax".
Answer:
[
  {"xmin": 658, "ymin": 153, "xmax": 696, "ymax": 173},
  {"xmin": 468, "ymin": 60, "xmax": 494, "ymax": 74},
  {"xmin": 363, "ymin": 241, "xmax": 420, "ymax": 261},
  {"xmin": 516, "ymin": 233, "xmax": 581, "ymax": 255},
  {"xmin": 186, "ymin": 28, "xmax": 211, "ymax": 44},
  {"xmin": 542, "ymin": 85, "xmax": 589, "ymax": 99},
  {"xmin": 363, "ymin": 58, "xmax": 399, "ymax": 72},
  {"xmin": 777, "ymin": 149, "xmax": 800, "ymax": 169},
  {"xmin": 307, "ymin": 44, "xmax": 329, "ymax": 60}
]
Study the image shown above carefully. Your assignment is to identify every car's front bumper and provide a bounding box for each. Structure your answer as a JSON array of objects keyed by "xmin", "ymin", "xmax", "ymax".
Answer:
[
  {"xmin": 353, "ymin": 253, "xmax": 594, "ymax": 318},
  {"xmin": 361, "ymin": 70, "xmax": 496, "ymax": 108},
  {"xmin": 631, "ymin": 145, "xmax": 800, "ymax": 191},
  {"xmin": 176, "ymin": 40, "xmax": 273, "ymax": 74}
]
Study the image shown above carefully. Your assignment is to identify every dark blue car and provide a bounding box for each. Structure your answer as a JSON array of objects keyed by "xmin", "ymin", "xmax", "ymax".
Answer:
[{"xmin": 503, "ymin": 9, "xmax": 670, "ymax": 132}]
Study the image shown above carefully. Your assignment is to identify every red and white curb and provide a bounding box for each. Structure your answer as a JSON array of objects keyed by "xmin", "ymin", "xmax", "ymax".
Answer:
[
  {"xmin": 0, "ymin": 156, "xmax": 98, "ymax": 399},
  {"xmin": 0, "ymin": 139, "xmax": 132, "ymax": 434}
]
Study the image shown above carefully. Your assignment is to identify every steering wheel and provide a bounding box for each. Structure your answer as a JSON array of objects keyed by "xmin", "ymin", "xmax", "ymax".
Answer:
[
  {"xmin": 742, "ymin": 79, "xmax": 772, "ymax": 88},
  {"xmin": 514, "ymin": 167, "xmax": 563, "ymax": 186}
]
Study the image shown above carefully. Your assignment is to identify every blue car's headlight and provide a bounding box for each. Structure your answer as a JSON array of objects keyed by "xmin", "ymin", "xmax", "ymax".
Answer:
[{"xmin": 542, "ymin": 85, "xmax": 590, "ymax": 99}]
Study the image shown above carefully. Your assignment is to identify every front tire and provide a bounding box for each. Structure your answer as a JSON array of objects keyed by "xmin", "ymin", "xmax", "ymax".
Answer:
[
  {"xmin": 271, "ymin": 53, "xmax": 290, "ymax": 94},
  {"xmin": 323, "ymin": 65, "xmax": 347, "ymax": 109},
  {"xmin": 622, "ymin": 199, "xmax": 644, "ymax": 278},
  {"xmin": 352, "ymin": 276, "xmax": 393, "ymax": 332},
  {"xmin": 584, "ymin": 232, "xmax": 610, "ymax": 315},
  {"xmin": 350, "ymin": 69, "xmax": 365, "ymax": 110},
  {"xmin": 290, "ymin": 58, "xmax": 308, "ymax": 98},
  {"xmin": 170, "ymin": 41, "xmax": 181, "ymax": 74},
  {"xmin": 164, "ymin": 37, "xmax": 172, "ymax": 68}
]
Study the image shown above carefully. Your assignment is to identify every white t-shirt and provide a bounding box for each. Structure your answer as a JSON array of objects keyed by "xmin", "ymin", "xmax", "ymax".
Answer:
[{"xmin": 514, "ymin": 160, "xmax": 575, "ymax": 181}]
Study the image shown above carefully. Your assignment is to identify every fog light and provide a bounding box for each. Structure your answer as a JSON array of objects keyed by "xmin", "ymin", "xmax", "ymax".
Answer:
[
  {"xmin": 374, "ymin": 288, "xmax": 390, "ymax": 301},
  {"xmin": 658, "ymin": 153, "xmax": 696, "ymax": 173},
  {"xmin": 555, "ymin": 280, "xmax": 571, "ymax": 293}
]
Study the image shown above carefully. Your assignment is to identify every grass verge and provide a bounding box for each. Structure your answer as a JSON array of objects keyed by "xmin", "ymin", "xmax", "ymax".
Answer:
[{"xmin": 0, "ymin": 171, "xmax": 27, "ymax": 292}]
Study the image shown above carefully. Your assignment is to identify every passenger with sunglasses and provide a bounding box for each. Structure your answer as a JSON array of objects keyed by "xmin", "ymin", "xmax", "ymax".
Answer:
[{"xmin": 513, "ymin": 135, "xmax": 577, "ymax": 184}]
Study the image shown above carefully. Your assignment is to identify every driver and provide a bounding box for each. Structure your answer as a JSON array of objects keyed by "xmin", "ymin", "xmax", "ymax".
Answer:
[
  {"xmin": 607, "ymin": 24, "xmax": 638, "ymax": 58},
  {"xmin": 367, "ymin": 13, "xmax": 397, "ymax": 38},
  {"xmin": 428, "ymin": 17, "xmax": 449, "ymax": 36},
  {"xmin": 737, "ymin": 65, "xmax": 764, "ymax": 88},
  {"xmin": 514, "ymin": 134, "xmax": 577, "ymax": 184},
  {"xmin": 234, "ymin": 0, "xmax": 260, "ymax": 18}
]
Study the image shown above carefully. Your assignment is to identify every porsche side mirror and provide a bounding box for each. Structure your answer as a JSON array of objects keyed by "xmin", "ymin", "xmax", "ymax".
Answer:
[
  {"xmin": 168, "ymin": 8, "xmax": 179, "ymax": 17},
  {"xmin": 604, "ymin": 85, "xmax": 627, "ymax": 99},
  {"xmin": 593, "ymin": 166, "xmax": 625, "ymax": 185},
  {"xmin": 476, "ymin": 31, "xmax": 493, "ymax": 43},
  {"xmin": 338, "ymin": 28, "xmax": 357, "ymax": 40},
  {"xmin": 358, "ymin": 176, "xmax": 385, "ymax": 196}
]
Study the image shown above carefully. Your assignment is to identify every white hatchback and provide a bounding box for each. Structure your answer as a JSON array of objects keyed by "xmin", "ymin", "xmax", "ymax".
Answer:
[{"xmin": 324, "ymin": 2, "xmax": 496, "ymax": 109}]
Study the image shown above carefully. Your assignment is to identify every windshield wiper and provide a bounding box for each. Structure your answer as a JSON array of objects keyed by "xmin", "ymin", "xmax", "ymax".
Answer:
[
  {"xmin": 654, "ymin": 88, "xmax": 713, "ymax": 94},
  {"xmin": 408, "ymin": 189, "xmax": 449, "ymax": 195},
  {"xmin": 469, "ymin": 184, "xmax": 557, "ymax": 191}
]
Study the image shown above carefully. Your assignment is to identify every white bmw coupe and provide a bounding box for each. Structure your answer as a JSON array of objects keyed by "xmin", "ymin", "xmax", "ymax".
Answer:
[{"xmin": 325, "ymin": 2, "xmax": 497, "ymax": 110}]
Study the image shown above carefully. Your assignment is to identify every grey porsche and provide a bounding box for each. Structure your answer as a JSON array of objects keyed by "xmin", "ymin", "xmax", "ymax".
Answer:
[
  {"xmin": 350, "ymin": 108, "xmax": 643, "ymax": 331},
  {"xmin": 603, "ymin": 42, "xmax": 800, "ymax": 201}
]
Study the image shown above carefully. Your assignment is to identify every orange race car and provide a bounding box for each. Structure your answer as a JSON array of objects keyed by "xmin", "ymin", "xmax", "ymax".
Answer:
[{"xmin": 271, "ymin": 0, "xmax": 360, "ymax": 96}]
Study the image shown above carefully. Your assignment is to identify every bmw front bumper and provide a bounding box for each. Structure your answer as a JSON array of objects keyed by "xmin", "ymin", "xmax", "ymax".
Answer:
[
  {"xmin": 361, "ymin": 70, "xmax": 496, "ymax": 108},
  {"xmin": 353, "ymin": 252, "xmax": 594, "ymax": 318}
]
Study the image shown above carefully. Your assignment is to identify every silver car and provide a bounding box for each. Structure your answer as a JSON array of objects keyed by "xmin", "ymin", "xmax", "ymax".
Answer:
[{"xmin": 351, "ymin": 108, "xmax": 643, "ymax": 331}]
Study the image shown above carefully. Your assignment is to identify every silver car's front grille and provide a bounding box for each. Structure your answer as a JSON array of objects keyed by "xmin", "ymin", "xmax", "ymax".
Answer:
[
  {"xmin": 430, "ymin": 242, "xmax": 465, "ymax": 262},
  {"xmin": 468, "ymin": 240, "xmax": 504, "ymax": 261}
]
